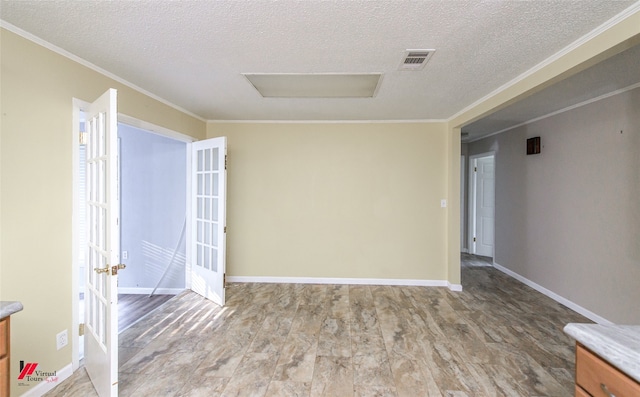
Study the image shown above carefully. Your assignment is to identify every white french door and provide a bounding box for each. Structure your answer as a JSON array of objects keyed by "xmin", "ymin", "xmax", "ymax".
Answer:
[
  {"xmin": 190, "ymin": 137, "xmax": 227, "ymax": 306},
  {"xmin": 84, "ymin": 88, "xmax": 120, "ymax": 397},
  {"xmin": 472, "ymin": 155, "xmax": 495, "ymax": 257}
]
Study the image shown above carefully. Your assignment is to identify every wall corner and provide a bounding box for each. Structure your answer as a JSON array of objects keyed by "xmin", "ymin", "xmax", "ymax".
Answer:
[{"xmin": 447, "ymin": 126, "xmax": 461, "ymax": 285}]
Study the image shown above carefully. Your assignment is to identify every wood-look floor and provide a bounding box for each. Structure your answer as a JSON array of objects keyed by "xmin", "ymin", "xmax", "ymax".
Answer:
[
  {"xmin": 46, "ymin": 257, "xmax": 589, "ymax": 396},
  {"xmin": 118, "ymin": 294, "xmax": 173, "ymax": 332}
]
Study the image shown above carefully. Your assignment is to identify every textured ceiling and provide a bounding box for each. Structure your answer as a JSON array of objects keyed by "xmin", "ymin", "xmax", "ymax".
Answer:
[
  {"xmin": 0, "ymin": 0, "xmax": 638, "ymax": 124},
  {"xmin": 463, "ymin": 42, "xmax": 640, "ymax": 141}
]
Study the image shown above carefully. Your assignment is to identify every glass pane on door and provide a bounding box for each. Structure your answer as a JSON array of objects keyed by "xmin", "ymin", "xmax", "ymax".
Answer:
[
  {"xmin": 190, "ymin": 137, "xmax": 226, "ymax": 306},
  {"xmin": 195, "ymin": 147, "xmax": 220, "ymax": 274}
]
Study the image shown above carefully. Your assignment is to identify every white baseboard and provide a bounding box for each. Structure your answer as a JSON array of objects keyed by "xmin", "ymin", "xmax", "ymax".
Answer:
[
  {"xmin": 461, "ymin": 248, "xmax": 469, "ymax": 253},
  {"xmin": 448, "ymin": 282, "xmax": 463, "ymax": 292},
  {"xmin": 19, "ymin": 362, "xmax": 74, "ymax": 397},
  {"xmin": 227, "ymin": 276, "xmax": 452, "ymax": 288},
  {"xmin": 492, "ymin": 262, "xmax": 612, "ymax": 325},
  {"xmin": 117, "ymin": 287, "xmax": 183, "ymax": 295}
]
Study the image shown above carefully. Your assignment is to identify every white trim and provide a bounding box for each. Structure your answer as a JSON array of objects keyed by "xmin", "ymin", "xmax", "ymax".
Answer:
[
  {"xmin": 227, "ymin": 276, "xmax": 449, "ymax": 287},
  {"xmin": 448, "ymin": 2, "xmax": 640, "ymax": 125},
  {"xmin": 118, "ymin": 114, "xmax": 196, "ymax": 143},
  {"xmin": 19, "ymin": 363, "xmax": 74, "ymax": 397},
  {"xmin": 71, "ymin": 98, "xmax": 90, "ymax": 372},
  {"xmin": 460, "ymin": 155, "xmax": 466, "ymax": 249},
  {"xmin": 185, "ymin": 143, "xmax": 193, "ymax": 291},
  {"xmin": 447, "ymin": 283, "xmax": 463, "ymax": 292},
  {"xmin": 492, "ymin": 262, "xmax": 612, "ymax": 325},
  {"xmin": 207, "ymin": 119, "xmax": 447, "ymax": 124},
  {"xmin": 466, "ymin": 82, "xmax": 640, "ymax": 142},
  {"xmin": 0, "ymin": 20, "xmax": 205, "ymax": 123},
  {"xmin": 117, "ymin": 287, "xmax": 183, "ymax": 295}
]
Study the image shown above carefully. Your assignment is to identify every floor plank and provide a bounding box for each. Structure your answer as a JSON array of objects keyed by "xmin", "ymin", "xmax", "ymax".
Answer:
[
  {"xmin": 118, "ymin": 293, "xmax": 173, "ymax": 332},
  {"xmin": 46, "ymin": 256, "xmax": 590, "ymax": 396}
]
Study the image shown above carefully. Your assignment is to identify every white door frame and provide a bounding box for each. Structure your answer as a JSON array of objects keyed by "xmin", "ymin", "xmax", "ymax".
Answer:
[
  {"xmin": 71, "ymin": 103, "xmax": 195, "ymax": 371},
  {"xmin": 468, "ymin": 151, "xmax": 495, "ymax": 257},
  {"xmin": 71, "ymin": 98, "xmax": 90, "ymax": 371},
  {"xmin": 460, "ymin": 155, "xmax": 465, "ymax": 252}
]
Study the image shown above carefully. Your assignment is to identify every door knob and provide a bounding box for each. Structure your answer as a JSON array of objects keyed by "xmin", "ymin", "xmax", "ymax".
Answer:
[
  {"xmin": 111, "ymin": 263, "xmax": 126, "ymax": 275},
  {"xmin": 94, "ymin": 264, "xmax": 126, "ymax": 275}
]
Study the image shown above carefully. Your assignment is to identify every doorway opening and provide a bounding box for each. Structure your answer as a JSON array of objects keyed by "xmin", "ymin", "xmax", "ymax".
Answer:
[
  {"xmin": 72, "ymin": 106, "xmax": 190, "ymax": 368},
  {"xmin": 468, "ymin": 153, "xmax": 495, "ymax": 259},
  {"xmin": 72, "ymin": 92, "xmax": 226, "ymax": 395},
  {"xmin": 117, "ymin": 123, "xmax": 188, "ymax": 297}
]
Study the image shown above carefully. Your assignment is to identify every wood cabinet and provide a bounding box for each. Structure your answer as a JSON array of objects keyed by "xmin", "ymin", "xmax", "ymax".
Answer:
[
  {"xmin": 575, "ymin": 343, "xmax": 640, "ymax": 397},
  {"xmin": 575, "ymin": 384, "xmax": 591, "ymax": 397},
  {"xmin": 0, "ymin": 316, "xmax": 9, "ymax": 397}
]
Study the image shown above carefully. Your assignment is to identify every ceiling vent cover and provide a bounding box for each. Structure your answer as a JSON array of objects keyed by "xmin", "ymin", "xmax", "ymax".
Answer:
[{"xmin": 399, "ymin": 49, "xmax": 435, "ymax": 71}]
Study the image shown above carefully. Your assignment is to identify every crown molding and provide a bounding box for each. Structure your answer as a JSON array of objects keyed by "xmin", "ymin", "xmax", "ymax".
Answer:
[
  {"xmin": 467, "ymin": 82, "xmax": 640, "ymax": 143},
  {"xmin": 207, "ymin": 119, "xmax": 447, "ymax": 124},
  {"xmin": 1, "ymin": 20, "xmax": 206, "ymax": 122},
  {"xmin": 449, "ymin": 2, "xmax": 640, "ymax": 125}
]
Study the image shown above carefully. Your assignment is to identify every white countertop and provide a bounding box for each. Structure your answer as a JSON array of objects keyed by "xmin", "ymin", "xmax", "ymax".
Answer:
[
  {"xmin": 564, "ymin": 323, "xmax": 640, "ymax": 383},
  {"xmin": 0, "ymin": 301, "xmax": 23, "ymax": 320}
]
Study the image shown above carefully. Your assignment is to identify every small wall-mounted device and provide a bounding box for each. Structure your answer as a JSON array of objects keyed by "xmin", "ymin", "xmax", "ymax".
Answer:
[{"xmin": 527, "ymin": 137, "xmax": 541, "ymax": 155}]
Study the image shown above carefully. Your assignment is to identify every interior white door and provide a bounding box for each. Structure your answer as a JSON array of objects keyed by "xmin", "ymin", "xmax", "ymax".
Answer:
[
  {"xmin": 84, "ymin": 88, "xmax": 120, "ymax": 397},
  {"xmin": 474, "ymin": 156, "xmax": 495, "ymax": 257},
  {"xmin": 190, "ymin": 137, "xmax": 227, "ymax": 306}
]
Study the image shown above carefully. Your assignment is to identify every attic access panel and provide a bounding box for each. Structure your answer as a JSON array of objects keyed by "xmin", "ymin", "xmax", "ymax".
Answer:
[{"xmin": 243, "ymin": 73, "xmax": 382, "ymax": 98}]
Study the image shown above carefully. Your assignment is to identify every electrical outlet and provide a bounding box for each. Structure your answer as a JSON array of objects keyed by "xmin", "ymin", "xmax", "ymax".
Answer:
[
  {"xmin": 56, "ymin": 329, "xmax": 68, "ymax": 350},
  {"xmin": 122, "ymin": 251, "xmax": 128, "ymax": 259},
  {"xmin": 440, "ymin": 199, "xmax": 447, "ymax": 208}
]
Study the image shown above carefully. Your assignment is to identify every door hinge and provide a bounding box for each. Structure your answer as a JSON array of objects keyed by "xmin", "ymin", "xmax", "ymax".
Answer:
[
  {"xmin": 224, "ymin": 226, "xmax": 227, "ymax": 233},
  {"xmin": 473, "ymin": 237, "xmax": 476, "ymax": 242},
  {"xmin": 79, "ymin": 323, "xmax": 85, "ymax": 336},
  {"xmin": 474, "ymin": 166, "xmax": 477, "ymax": 172},
  {"xmin": 223, "ymin": 273, "xmax": 226, "ymax": 288},
  {"xmin": 79, "ymin": 132, "xmax": 88, "ymax": 145},
  {"xmin": 225, "ymin": 154, "xmax": 228, "ymax": 170}
]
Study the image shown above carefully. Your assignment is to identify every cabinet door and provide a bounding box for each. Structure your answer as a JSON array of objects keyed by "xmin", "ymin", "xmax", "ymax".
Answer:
[
  {"xmin": 574, "ymin": 385, "xmax": 589, "ymax": 397},
  {"xmin": 0, "ymin": 318, "xmax": 7, "ymax": 357},
  {"xmin": 1, "ymin": 356, "xmax": 9, "ymax": 397},
  {"xmin": 576, "ymin": 344, "xmax": 640, "ymax": 397}
]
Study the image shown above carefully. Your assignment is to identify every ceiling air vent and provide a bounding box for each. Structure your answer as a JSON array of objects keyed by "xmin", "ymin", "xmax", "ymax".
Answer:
[{"xmin": 399, "ymin": 49, "xmax": 435, "ymax": 71}]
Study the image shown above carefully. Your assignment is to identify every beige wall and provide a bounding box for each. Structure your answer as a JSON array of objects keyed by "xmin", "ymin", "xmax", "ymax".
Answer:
[
  {"xmin": 467, "ymin": 87, "xmax": 640, "ymax": 324},
  {"xmin": 207, "ymin": 122, "xmax": 451, "ymax": 281},
  {"xmin": 0, "ymin": 28, "xmax": 205, "ymax": 395},
  {"xmin": 446, "ymin": 127, "xmax": 461, "ymax": 285}
]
